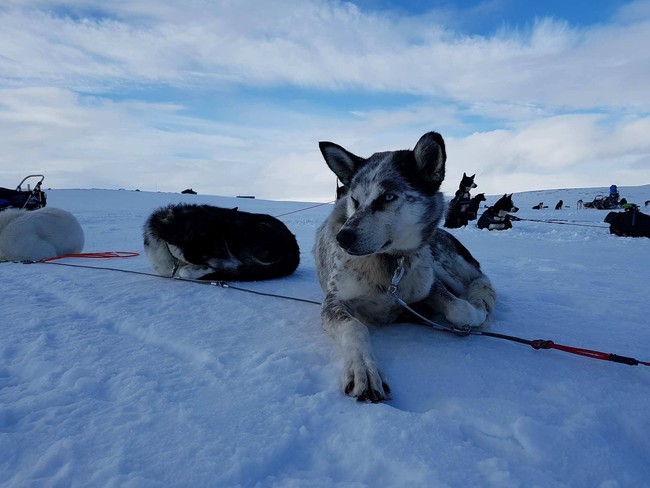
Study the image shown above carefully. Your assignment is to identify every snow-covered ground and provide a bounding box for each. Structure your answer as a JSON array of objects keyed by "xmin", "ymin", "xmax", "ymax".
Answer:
[{"xmin": 1, "ymin": 185, "xmax": 649, "ymax": 487}]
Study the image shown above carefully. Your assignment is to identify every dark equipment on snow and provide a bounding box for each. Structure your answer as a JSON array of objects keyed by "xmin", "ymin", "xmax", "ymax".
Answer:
[
  {"xmin": 582, "ymin": 193, "xmax": 620, "ymax": 210},
  {"xmin": 0, "ymin": 175, "xmax": 47, "ymax": 212},
  {"xmin": 605, "ymin": 208, "xmax": 650, "ymax": 238}
]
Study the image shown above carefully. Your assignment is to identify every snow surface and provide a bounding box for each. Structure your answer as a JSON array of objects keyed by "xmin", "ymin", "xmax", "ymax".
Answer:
[{"xmin": 1, "ymin": 185, "xmax": 649, "ymax": 487}]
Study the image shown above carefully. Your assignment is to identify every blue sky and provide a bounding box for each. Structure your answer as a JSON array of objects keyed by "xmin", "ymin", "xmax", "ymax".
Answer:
[{"xmin": 1, "ymin": 0, "xmax": 649, "ymax": 201}]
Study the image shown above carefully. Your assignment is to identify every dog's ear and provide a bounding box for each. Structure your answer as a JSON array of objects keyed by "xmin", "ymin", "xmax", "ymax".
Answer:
[
  {"xmin": 319, "ymin": 141, "xmax": 366, "ymax": 186},
  {"xmin": 413, "ymin": 132, "xmax": 446, "ymax": 184},
  {"xmin": 463, "ymin": 172, "xmax": 467, "ymax": 177},
  {"xmin": 471, "ymin": 174, "xmax": 476, "ymax": 178}
]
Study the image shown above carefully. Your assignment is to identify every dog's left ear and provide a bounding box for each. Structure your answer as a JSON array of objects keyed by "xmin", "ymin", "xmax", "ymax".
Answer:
[
  {"xmin": 319, "ymin": 141, "xmax": 366, "ymax": 186},
  {"xmin": 413, "ymin": 132, "xmax": 446, "ymax": 184}
]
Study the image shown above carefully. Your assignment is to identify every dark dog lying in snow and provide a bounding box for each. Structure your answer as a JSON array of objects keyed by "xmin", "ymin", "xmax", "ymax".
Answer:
[
  {"xmin": 144, "ymin": 203, "xmax": 300, "ymax": 280},
  {"xmin": 605, "ymin": 208, "xmax": 650, "ymax": 238},
  {"xmin": 477, "ymin": 194, "xmax": 519, "ymax": 230}
]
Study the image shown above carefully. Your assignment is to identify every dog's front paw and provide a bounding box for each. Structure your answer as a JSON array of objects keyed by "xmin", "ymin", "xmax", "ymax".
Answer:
[
  {"xmin": 177, "ymin": 264, "xmax": 213, "ymax": 280},
  {"xmin": 446, "ymin": 299, "xmax": 487, "ymax": 328},
  {"xmin": 342, "ymin": 358, "xmax": 391, "ymax": 403}
]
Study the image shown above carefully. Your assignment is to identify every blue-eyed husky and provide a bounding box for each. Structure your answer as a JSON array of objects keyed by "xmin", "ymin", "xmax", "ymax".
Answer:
[{"xmin": 314, "ymin": 132, "xmax": 496, "ymax": 402}]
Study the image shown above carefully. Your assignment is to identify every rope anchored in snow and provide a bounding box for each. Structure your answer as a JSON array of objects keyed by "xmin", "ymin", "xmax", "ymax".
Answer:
[
  {"xmin": 273, "ymin": 201, "xmax": 335, "ymax": 218},
  {"xmin": 38, "ymin": 251, "xmax": 140, "ymax": 262},
  {"xmin": 387, "ymin": 257, "xmax": 650, "ymax": 367},
  {"xmin": 508, "ymin": 215, "xmax": 609, "ymax": 229},
  {"xmin": 21, "ymin": 253, "xmax": 650, "ymax": 368},
  {"xmin": 30, "ymin": 253, "xmax": 320, "ymax": 306},
  {"xmin": 476, "ymin": 331, "xmax": 650, "ymax": 367}
]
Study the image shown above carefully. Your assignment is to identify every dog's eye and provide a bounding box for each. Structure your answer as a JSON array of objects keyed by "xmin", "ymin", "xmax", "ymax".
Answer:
[{"xmin": 383, "ymin": 193, "xmax": 397, "ymax": 202}]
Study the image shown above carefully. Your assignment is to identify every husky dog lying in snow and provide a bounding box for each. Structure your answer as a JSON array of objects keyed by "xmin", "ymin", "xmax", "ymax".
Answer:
[
  {"xmin": 143, "ymin": 203, "xmax": 300, "ymax": 281},
  {"xmin": 314, "ymin": 131, "xmax": 496, "ymax": 402},
  {"xmin": 477, "ymin": 194, "xmax": 519, "ymax": 230},
  {"xmin": 0, "ymin": 207, "xmax": 84, "ymax": 262}
]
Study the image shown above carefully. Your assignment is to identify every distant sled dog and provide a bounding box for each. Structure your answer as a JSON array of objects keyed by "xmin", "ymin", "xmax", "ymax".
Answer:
[
  {"xmin": 444, "ymin": 172, "xmax": 477, "ymax": 228},
  {"xmin": 0, "ymin": 207, "xmax": 84, "ymax": 262},
  {"xmin": 605, "ymin": 209, "xmax": 650, "ymax": 238},
  {"xmin": 143, "ymin": 203, "xmax": 299, "ymax": 281},
  {"xmin": 314, "ymin": 131, "xmax": 496, "ymax": 402},
  {"xmin": 477, "ymin": 194, "xmax": 519, "ymax": 230}
]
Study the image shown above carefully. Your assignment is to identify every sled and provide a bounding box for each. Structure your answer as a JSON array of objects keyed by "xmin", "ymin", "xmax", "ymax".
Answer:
[
  {"xmin": 582, "ymin": 194, "xmax": 620, "ymax": 210},
  {"xmin": 0, "ymin": 175, "xmax": 47, "ymax": 212}
]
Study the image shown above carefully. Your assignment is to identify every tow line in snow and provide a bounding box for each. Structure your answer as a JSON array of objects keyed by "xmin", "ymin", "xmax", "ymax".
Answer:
[
  {"xmin": 11, "ymin": 253, "xmax": 649, "ymax": 368},
  {"xmin": 387, "ymin": 257, "xmax": 650, "ymax": 367},
  {"xmin": 508, "ymin": 215, "xmax": 609, "ymax": 229}
]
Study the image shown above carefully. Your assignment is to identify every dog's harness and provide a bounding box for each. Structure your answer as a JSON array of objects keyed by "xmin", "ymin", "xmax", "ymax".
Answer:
[
  {"xmin": 449, "ymin": 191, "xmax": 471, "ymax": 212},
  {"xmin": 387, "ymin": 257, "xmax": 473, "ymax": 336},
  {"xmin": 482, "ymin": 212, "xmax": 506, "ymax": 224}
]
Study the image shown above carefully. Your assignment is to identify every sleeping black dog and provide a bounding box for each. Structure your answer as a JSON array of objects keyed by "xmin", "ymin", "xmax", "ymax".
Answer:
[
  {"xmin": 605, "ymin": 208, "xmax": 650, "ymax": 238},
  {"xmin": 143, "ymin": 203, "xmax": 300, "ymax": 280}
]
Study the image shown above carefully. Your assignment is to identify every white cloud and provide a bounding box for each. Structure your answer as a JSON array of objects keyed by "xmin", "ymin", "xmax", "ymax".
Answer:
[
  {"xmin": 447, "ymin": 114, "xmax": 650, "ymax": 196},
  {"xmin": 1, "ymin": 1, "xmax": 649, "ymax": 201},
  {"xmin": 2, "ymin": 1, "xmax": 649, "ymax": 108}
]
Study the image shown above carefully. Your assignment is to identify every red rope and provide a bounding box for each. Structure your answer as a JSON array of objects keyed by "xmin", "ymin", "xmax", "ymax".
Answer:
[
  {"xmin": 38, "ymin": 251, "xmax": 140, "ymax": 262},
  {"xmin": 479, "ymin": 332, "xmax": 650, "ymax": 366},
  {"xmin": 531, "ymin": 340, "xmax": 650, "ymax": 366}
]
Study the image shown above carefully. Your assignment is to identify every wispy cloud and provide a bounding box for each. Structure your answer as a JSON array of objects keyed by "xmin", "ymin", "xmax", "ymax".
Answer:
[{"xmin": 1, "ymin": 1, "xmax": 649, "ymax": 200}]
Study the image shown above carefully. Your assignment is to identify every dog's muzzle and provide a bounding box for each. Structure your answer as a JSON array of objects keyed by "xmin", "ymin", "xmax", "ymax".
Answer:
[
  {"xmin": 336, "ymin": 228, "xmax": 356, "ymax": 248},
  {"xmin": 336, "ymin": 228, "xmax": 391, "ymax": 256}
]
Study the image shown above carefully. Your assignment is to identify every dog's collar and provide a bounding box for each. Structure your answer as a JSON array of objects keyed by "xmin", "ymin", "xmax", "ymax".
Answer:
[
  {"xmin": 386, "ymin": 256, "xmax": 472, "ymax": 336},
  {"xmin": 171, "ymin": 258, "xmax": 180, "ymax": 277},
  {"xmin": 164, "ymin": 242, "xmax": 181, "ymax": 277},
  {"xmin": 388, "ymin": 256, "xmax": 406, "ymax": 295}
]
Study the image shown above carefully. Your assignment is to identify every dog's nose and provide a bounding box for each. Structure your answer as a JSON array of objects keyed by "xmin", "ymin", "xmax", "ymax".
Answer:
[{"xmin": 336, "ymin": 228, "xmax": 357, "ymax": 249}]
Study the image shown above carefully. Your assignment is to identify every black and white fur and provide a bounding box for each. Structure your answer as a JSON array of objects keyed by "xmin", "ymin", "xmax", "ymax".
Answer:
[
  {"xmin": 477, "ymin": 194, "xmax": 519, "ymax": 230},
  {"xmin": 444, "ymin": 173, "xmax": 477, "ymax": 228},
  {"xmin": 314, "ymin": 132, "xmax": 496, "ymax": 402},
  {"xmin": 144, "ymin": 203, "xmax": 299, "ymax": 281},
  {"xmin": 466, "ymin": 193, "xmax": 486, "ymax": 221}
]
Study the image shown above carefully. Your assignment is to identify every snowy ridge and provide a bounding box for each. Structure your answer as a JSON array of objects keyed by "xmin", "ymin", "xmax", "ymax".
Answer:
[{"xmin": 1, "ymin": 185, "xmax": 649, "ymax": 487}]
